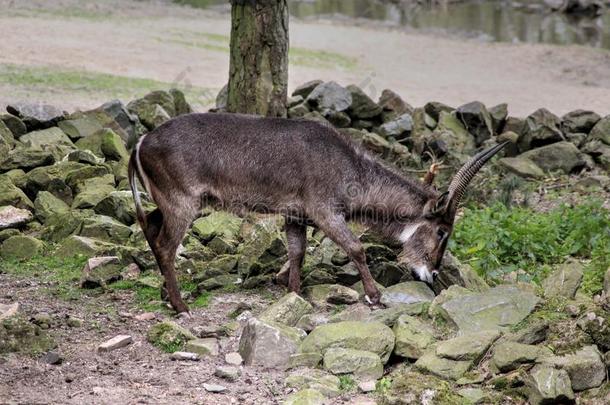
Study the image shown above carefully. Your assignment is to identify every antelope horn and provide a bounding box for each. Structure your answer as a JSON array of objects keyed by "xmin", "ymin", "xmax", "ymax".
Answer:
[{"xmin": 444, "ymin": 141, "xmax": 509, "ymax": 219}]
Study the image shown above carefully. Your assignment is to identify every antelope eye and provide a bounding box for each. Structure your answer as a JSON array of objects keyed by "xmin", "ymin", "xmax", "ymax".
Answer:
[{"xmin": 437, "ymin": 229, "xmax": 445, "ymax": 240}]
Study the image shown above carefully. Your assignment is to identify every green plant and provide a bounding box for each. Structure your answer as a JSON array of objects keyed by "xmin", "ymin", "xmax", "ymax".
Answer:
[
  {"xmin": 338, "ymin": 375, "xmax": 357, "ymax": 392},
  {"xmin": 375, "ymin": 377, "xmax": 392, "ymax": 393},
  {"xmin": 451, "ymin": 200, "xmax": 610, "ymax": 292}
]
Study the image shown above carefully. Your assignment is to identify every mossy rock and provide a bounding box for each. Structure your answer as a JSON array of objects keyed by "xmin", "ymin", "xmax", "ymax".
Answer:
[
  {"xmin": 0, "ymin": 314, "xmax": 54, "ymax": 355},
  {"xmin": 0, "ymin": 235, "xmax": 44, "ymax": 260},
  {"xmin": 75, "ymin": 128, "xmax": 129, "ymax": 161},
  {"xmin": 147, "ymin": 321, "xmax": 196, "ymax": 353},
  {"xmin": 0, "ymin": 175, "xmax": 33, "ymax": 210},
  {"xmin": 380, "ymin": 370, "xmax": 468, "ymax": 405},
  {"xmin": 34, "ymin": 191, "xmax": 70, "ymax": 223}
]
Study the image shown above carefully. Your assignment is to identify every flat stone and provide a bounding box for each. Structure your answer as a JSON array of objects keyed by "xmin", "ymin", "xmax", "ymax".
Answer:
[
  {"xmin": 358, "ymin": 380, "xmax": 376, "ymax": 393},
  {"xmin": 80, "ymin": 256, "xmax": 122, "ymax": 289},
  {"xmin": 288, "ymin": 352, "xmax": 322, "ymax": 369},
  {"xmin": 491, "ymin": 341, "xmax": 552, "ymax": 372},
  {"xmin": 526, "ymin": 365, "xmax": 574, "ymax": 405},
  {"xmin": 259, "ymin": 292, "xmax": 313, "ymax": 327},
  {"xmin": 414, "ymin": 350, "xmax": 472, "ymax": 380},
  {"xmin": 97, "ymin": 335, "xmax": 132, "ymax": 352},
  {"xmin": 393, "ymin": 314, "xmax": 435, "ymax": 359},
  {"xmin": 238, "ymin": 318, "xmax": 304, "ymax": 369},
  {"xmin": 42, "ymin": 351, "xmax": 62, "ymax": 365},
  {"xmin": 499, "ymin": 157, "xmax": 546, "ymax": 179},
  {"xmin": 367, "ymin": 302, "xmax": 428, "ymax": 327},
  {"xmin": 214, "ymin": 366, "xmax": 240, "ymax": 381},
  {"xmin": 224, "ymin": 352, "xmax": 243, "ymax": 366},
  {"xmin": 170, "ymin": 351, "xmax": 200, "ymax": 361},
  {"xmin": 437, "ymin": 285, "xmax": 539, "ymax": 333},
  {"xmin": 380, "ymin": 281, "xmax": 435, "ymax": 307},
  {"xmin": 185, "ymin": 338, "xmax": 219, "ymax": 356},
  {"xmin": 323, "ymin": 348, "xmax": 383, "ymax": 380},
  {"xmin": 435, "ymin": 330, "xmax": 501, "ymax": 361},
  {"xmin": 203, "ymin": 383, "xmax": 227, "ymax": 393},
  {"xmin": 285, "ymin": 369, "xmax": 341, "ymax": 398},
  {"xmin": 540, "ymin": 345, "xmax": 606, "ymax": 391},
  {"xmin": 0, "ymin": 206, "xmax": 33, "ymax": 230},
  {"xmin": 542, "ymin": 260, "xmax": 583, "ymax": 299}
]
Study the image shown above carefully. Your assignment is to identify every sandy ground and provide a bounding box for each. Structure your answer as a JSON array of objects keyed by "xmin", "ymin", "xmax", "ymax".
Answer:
[{"xmin": 0, "ymin": 0, "xmax": 609, "ymax": 117}]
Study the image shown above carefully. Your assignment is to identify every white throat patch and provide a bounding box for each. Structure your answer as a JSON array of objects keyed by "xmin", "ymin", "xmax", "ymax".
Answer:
[{"xmin": 399, "ymin": 223, "xmax": 421, "ymax": 244}]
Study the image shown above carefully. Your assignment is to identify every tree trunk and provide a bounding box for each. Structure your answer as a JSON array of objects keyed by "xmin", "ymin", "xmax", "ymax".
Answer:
[{"xmin": 227, "ymin": 0, "xmax": 289, "ymax": 118}]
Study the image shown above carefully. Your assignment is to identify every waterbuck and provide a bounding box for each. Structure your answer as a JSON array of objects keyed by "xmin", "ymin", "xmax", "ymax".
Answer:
[{"xmin": 128, "ymin": 112, "xmax": 506, "ymax": 313}]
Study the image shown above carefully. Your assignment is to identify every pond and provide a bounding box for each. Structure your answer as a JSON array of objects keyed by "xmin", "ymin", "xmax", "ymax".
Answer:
[{"xmin": 174, "ymin": 0, "xmax": 610, "ymax": 50}]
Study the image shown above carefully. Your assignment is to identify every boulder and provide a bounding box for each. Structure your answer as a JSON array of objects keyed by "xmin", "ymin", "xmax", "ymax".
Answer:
[
  {"xmin": 127, "ymin": 99, "xmax": 170, "ymax": 131},
  {"xmin": 589, "ymin": 115, "xmax": 610, "ymax": 145},
  {"xmin": 0, "ymin": 305, "xmax": 54, "ymax": 354},
  {"xmin": 0, "ymin": 206, "xmax": 33, "ymax": 230},
  {"xmin": 380, "ymin": 370, "xmax": 465, "ymax": 404},
  {"xmin": 499, "ymin": 156, "xmax": 546, "ymax": 179},
  {"xmin": 295, "ymin": 313, "xmax": 329, "ymax": 332},
  {"xmin": 33, "ymin": 192, "xmax": 70, "ymax": 224},
  {"xmin": 19, "ymin": 127, "xmax": 74, "ymax": 149},
  {"xmin": 424, "ymin": 102, "xmax": 453, "ymax": 121},
  {"xmin": 147, "ymin": 321, "xmax": 196, "ymax": 353},
  {"xmin": 94, "ymin": 191, "xmax": 137, "ymax": 225},
  {"xmin": 378, "ymin": 89, "xmax": 413, "ymax": 117},
  {"xmin": 489, "ymin": 103, "xmax": 508, "ymax": 133},
  {"xmin": 285, "ymin": 368, "xmax": 341, "ymax": 398},
  {"xmin": 292, "ymin": 80, "xmax": 323, "ymax": 99},
  {"xmin": 526, "ymin": 365, "xmax": 574, "ymax": 405},
  {"xmin": 561, "ymin": 110, "xmax": 601, "ymax": 134},
  {"xmin": 456, "ymin": 101, "xmax": 494, "ymax": 146},
  {"xmin": 377, "ymin": 113, "xmax": 413, "ymax": 140},
  {"xmin": 80, "ymin": 256, "xmax": 122, "ymax": 288},
  {"xmin": 80, "ymin": 214, "xmax": 132, "ymax": 243},
  {"xmin": 169, "ymin": 88, "xmax": 193, "ymax": 116},
  {"xmin": 436, "ymin": 285, "xmax": 539, "ymax": 333},
  {"xmin": 581, "ymin": 140, "xmax": 610, "ymax": 171},
  {"xmin": 75, "ymin": 128, "xmax": 129, "ymax": 161},
  {"xmin": 519, "ymin": 142, "xmax": 584, "ymax": 174},
  {"xmin": 58, "ymin": 116, "xmax": 104, "ymax": 140},
  {"xmin": 491, "ymin": 341, "xmax": 553, "ymax": 372},
  {"xmin": 323, "ymin": 348, "xmax": 383, "ymax": 380},
  {"xmin": 380, "ymin": 281, "xmax": 435, "ymax": 307},
  {"xmin": 259, "ymin": 292, "xmax": 313, "ymax": 327},
  {"xmin": 367, "ymin": 302, "xmax": 428, "ymax": 327},
  {"xmin": 306, "ymin": 81, "xmax": 352, "ymax": 113},
  {"xmin": 288, "ymin": 352, "xmax": 323, "ymax": 368},
  {"xmin": 56, "ymin": 235, "xmax": 122, "ymax": 258},
  {"xmin": 0, "ymin": 175, "xmax": 33, "ymax": 210},
  {"xmin": 579, "ymin": 312, "xmax": 610, "ymax": 352},
  {"xmin": 542, "ymin": 260, "xmax": 583, "ymax": 299},
  {"xmin": 185, "ymin": 338, "xmax": 219, "ymax": 356},
  {"xmin": 1, "ymin": 235, "xmax": 44, "ymax": 260},
  {"xmin": 347, "ymin": 85, "xmax": 382, "ymax": 119},
  {"xmin": 435, "ymin": 330, "xmax": 500, "ymax": 361},
  {"xmin": 0, "ymin": 148, "xmax": 55, "ymax": 172},
  {"xmin": 303, "ymin": 284, "xmax": 359, "ymax": 306},
  {"xmin": 239, "ymin": 318, "xmax": 304, "ymax": 369},
  {"xmin": 414, "ymin": 349, "xmax": 472, "ymax": 380},
  {"xmin": 0, "ymin": 114, "xmax": 27, "ymax": 138},
  {"xmin": 519, "ymin": 108, "xmax": 565, "ymax": 151},
  {"xmin": 432, "ymin": 251, "xmax": 489, "ymax": 294},
  {"xmin": 299, "ymin": 321, "xmax": 394, "ymax": 363},
  {"xmin": 72, "ymin": 182, "xmax": 116, "ymax": 210},
  {"xmin": 393, "ymin": 314, "xmax": 435, "ymax": 359},
  {"xmin": 541, "ymin": 345, "xmax": 606, "ymax": 391},
  {"xmin": 6, "ymin": 102, "xmax": 65, "ymax": 130},
  {"xmin": 427, "ymin": 111, "xmax": 476, "ymax": 156},
  {"xmin": 192, "ymin": 211, "xmax": 242, "ymax": 243}
]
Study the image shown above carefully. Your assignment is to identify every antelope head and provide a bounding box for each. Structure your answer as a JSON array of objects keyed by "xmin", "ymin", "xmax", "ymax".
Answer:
[{"xmin": 398, "ymin": 142, "xmax": 508, "ymax": 284}]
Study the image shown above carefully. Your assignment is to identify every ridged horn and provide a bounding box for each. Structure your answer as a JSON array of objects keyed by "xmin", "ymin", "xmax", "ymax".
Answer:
[{"xmin": 444, "ymin": 141, "xmax": 509, "ymax": 220}]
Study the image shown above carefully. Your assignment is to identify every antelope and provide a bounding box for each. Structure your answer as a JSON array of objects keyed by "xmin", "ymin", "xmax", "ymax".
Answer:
[{"xmin": 128, "ymin": 112, "xmax": 506, "ymax": 313}]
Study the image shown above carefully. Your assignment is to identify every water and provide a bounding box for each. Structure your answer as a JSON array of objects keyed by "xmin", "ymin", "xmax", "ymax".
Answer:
[{"xmin": 175, "ymin": 0, "xmax": 610, "ymax": 50}]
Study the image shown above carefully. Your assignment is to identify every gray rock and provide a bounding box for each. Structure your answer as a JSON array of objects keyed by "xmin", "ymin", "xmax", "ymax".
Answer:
[
  {"xmin": 367, "ymin": 302, "xmax": 428, "ymax": 327},
  {"xmin": 1, "ymin": 235, "xmax": 44, "ymax": 260},
  {"xmin": 169, "ymin": 88, "xmax": 193, "ymax": 116},
  {"xmin": 306, "ymin": 81, "xmax": 352, "ymax": 113},
  {"xmin": 519, "ymin": 108, "xmax": 565, "ymax": 152},
  {"xmin": 377, "ymin": 113, "xmax": 413, "ymax": 139},
  {"xmin": 0, "ymin": 206, "xmax": 33, "ymax": 230},
  {"xmin": 328, "ymin": 303, "xmax": 370, "ymax": 323},
  {"xmin": 203, "ymin": 383, "xmax": 227, "ymax": 393},
  {"xmin": 542, "ymin": 260, "xmax": 583, "ymax": 299},
  {"xmin": 436, "ymin": 330, "xmax": 500, "ymax": 361},
  {"xmin": 288, "ymin": 352, "xmax": 322, "ymax": 368},
  {"xmin": 299, "ymin": 321, "xmax": 394, "ymax": 363},
  {"xmin": 432, "ymin": 251, "xmax": 489, "ymax": 294},
  {"xmin": 97, "ymin": 335, "xmax": 132, "ymax": 352},
  {"xmin": 1, "ymin": 148, "xmax": 55, "ymax": 172},
  {"xmin": 20, "ymin": 127, "xmax": 74, "ymax": 149},
  {"xmin": 185, "ymin": 338, "xmax": 219, "ymax": 356},
  {"xmin": 561, "ymin": 109, "xmax": 601, "ymax": 134},
  {"xmin": 284, "ymin": 388, "xmax": 326, "ymax": 405},
  {"xmin": 424, "ymin": 101, "xmax": 454, "ymax": 121},
  {"xmin": 393, "ymin": 315, "xmax": 435, "ymax": 359},
  {"xmin": 42, "ymin": 351, "xmax": 62, "ymax": 365},
  {"xmin": 296, "ymin": 313, "xmax": 329, "ymax": 332},
  {"xmin": 293, "ymin": 80, "xmax": 324, "ymax": 99},
  {"xmin": 303, "ymin": 284, "xmax": 359, "ymax": 307},
  {"xmin": 58, "ymin": 116, "xmax": 104, "ymax": 140},
  {"xmin": 239, "ymin": 318, "xmax": 304, "ymax": 369},
  {"xmin": 378, "ymin": 89, "xmax": 413, "ymax": 116},
  {"xmin": 499, "ymin": 157, "xmax": 546, "ymax": 179},
  {"xmin": 0, "ymin": 114, "xmax": 27, "ymax": 138},
  {"xmin": 224, "ymin": 352, "xmax": 243, "ymax": 366},
  {"xmin": 541, "ymin": 345, "xmax": 606, "ymax": 391},
  {"xmin": 170, "ymin": 351, "xmax": 200, "ymax": 361},
  {"xmin": 285, "ymin": 369, "xmax": 340, "ymax": 398},
  {"xmin": 358, "ymin": 380, "xmax": 376, "ymax": 393},
  {"xmin": 489, "ymin": 103, "xmax": 508, "ymax": 133},
  {"xmin": 259, "ymin": 292, "xmax": 313, "ymax": 327},
  {"xmin": 414, "ymin": 349, "xmax": 472, "ymax": 380},
  {"xmin": 380, "ymin": 281, "xmax": 435, "ymax": 307},
  {"xmin": 437, "ymin": 285, "xmax": 539, "ymax": 333},
  {"xmin": 80, "ymin": 256, "xmax": 123, "ymax": 289},
  {"xmin": 491, "ymin": 341, "xmax": 552, "ymax": 372},
  {"xmin": 589, "ymin": 115, "xmax": 610, "ymax": 145},
  {"xmin": 6, "ymin": 102, "xmax": 65, "ymax": 130},
  {"xmin": 456, "ymin": 101, "xmax": 494, "ymax": 146},
  {"xmin": 347, "ymin": 85, "xmax": 382, "ymax": 119},
  {"xmin": 323, "ymin": 348, "xmax": 383, "ymax": 380},
  {"xmin": 526, "ymin": 365, "xmax": 574, "ymax": 405},
  {"xmin": 214, "ymin": 366, "xmax": 240, "ymax": 381},
  {"xmin": 520, "ymin": 141, "xmax": 584, "ymax": 174}
]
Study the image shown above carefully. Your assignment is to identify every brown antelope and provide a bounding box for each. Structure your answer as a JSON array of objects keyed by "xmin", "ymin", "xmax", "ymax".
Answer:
[{"xmin": 128, "ymin": 112, "xmax": 506, "ymax": 313}]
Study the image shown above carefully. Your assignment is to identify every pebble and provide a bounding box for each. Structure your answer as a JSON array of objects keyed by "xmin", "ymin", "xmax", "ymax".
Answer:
[
  {"xmin": 135, "ymin": 312, "xmax": 156, "ymax": 321},
  {"xmin": 215, "ymin": 366, "xmax": 240, "ymax": 381},
  {"xmin": 170, "ymin": 351, "xmax": 200, "ymax": 361},
  {"xmin": 203, "ymin": 383, "xmax": 227, "ymax": 393},
  {"xmin": 42, "ymin": 351, "xmax": 62, "ymax": 365},
  {"xmin": 358, "ymin": 380, "xmax": 376, "ymax": 393},
  {"xmin": 97, "ymin": 335, "xmax": 133, "ymax": 352},
  {"xmin": 225, "ymin": 352, "xmax": 243, "ymax": 366},
  {"xmin": 66, "ymin": 316, "xmax": 83, "ymax": 327}
]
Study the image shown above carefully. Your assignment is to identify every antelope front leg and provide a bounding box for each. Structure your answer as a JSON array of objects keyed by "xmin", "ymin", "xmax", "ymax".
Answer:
[
  {"xmin": 284, "ymin": 220, "xmax": 307, "ymax": 293},
  {"xmin": 311, "ymin": 212, "xmax": 381, "ymax": 304}
]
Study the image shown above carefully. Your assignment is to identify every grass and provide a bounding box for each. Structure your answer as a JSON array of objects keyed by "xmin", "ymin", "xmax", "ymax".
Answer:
[
  {"xmin": 451, "ymin": 199, "xmax": 610, "ymax": 293},
  {"xmin": 160, "ymin": 30, "xmax": 358, "ymax": 70},
  {"xmin": 338, "ymin": 375, "xmax": 357, "ymax": 392},
  {"xmin": 0, "ymin": 253, "xmax": 89, "ymax": 301},
  {"xmin": 0, "ymin": 63, "xmax": 216, "ymax": 107}
]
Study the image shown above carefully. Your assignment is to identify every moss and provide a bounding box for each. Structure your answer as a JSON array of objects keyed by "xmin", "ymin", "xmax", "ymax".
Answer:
[
  {"xmin": 338, "ymin": 375, "xmax": 357, "ymax": 392},
  {"xmin": 147, "ymin": 320, "xmax": 195, "ymax": 353},
  {"xmin": 0, "ymin": 315, "xmax": 55, "ymax": 355},
  {"xmin": 379, "ymin": 370, "xmax": 468, "ymax": 405}
]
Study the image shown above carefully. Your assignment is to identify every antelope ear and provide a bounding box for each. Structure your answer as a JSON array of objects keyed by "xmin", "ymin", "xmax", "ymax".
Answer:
[{"xmin": 424, "ymin": 192, "xmax": 448, "ymax": 219}]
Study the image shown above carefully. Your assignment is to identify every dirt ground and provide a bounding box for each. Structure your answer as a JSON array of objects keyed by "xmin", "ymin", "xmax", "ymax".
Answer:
[
  {"xmin": 0, "ymin": 271, "xmax": 377, "ymax": 404},
  {"xmin": 0, "ymin": 0, "xmax": 609, "ymax": 117}
]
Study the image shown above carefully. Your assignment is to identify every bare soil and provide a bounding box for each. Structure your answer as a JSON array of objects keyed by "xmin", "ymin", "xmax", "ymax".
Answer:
[{"xmin": 0, "ymin": 0, "xmax": 609, "ymax": 116}]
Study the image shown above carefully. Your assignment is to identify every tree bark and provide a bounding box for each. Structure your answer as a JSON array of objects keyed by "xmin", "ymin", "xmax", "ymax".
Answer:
[{"xmin": 227, "ymin": 0, "xmax": 289, "ymax": 118}]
